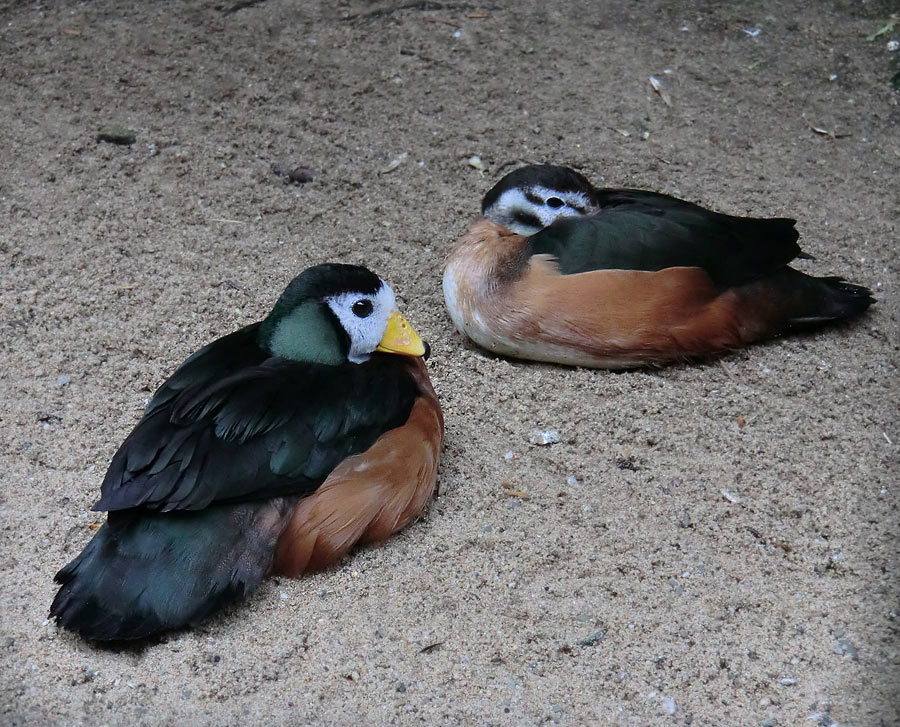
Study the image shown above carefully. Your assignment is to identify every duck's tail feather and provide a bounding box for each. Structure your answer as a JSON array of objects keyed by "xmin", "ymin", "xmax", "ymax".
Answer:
[
  {"xmin": 782, "ymin": 274, "xmax": 875, "ymax": 327},
  {"xmin": 50, "ymin": 498, "xmax": 296, "ymax": 641},
  {"xmin": 733, "ymin": 267, "xmax": 874, "ymax": 340}
]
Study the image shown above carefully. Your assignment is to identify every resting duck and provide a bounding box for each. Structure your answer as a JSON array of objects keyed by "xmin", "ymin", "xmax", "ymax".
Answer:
[
  {"xmin": 443, "ymin": 164, "xmax": 874, "ymax": 367},
  {"xmin": 51, "ymin": 264, "xmax": 443, "ymax": 640}
]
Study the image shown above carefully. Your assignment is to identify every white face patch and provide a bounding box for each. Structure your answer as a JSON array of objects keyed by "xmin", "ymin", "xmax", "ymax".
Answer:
[
  {"xmin": 486, "ymin": 186, "xmax": 596, "ymax": 236},
  {"xmin": 325, "ymin": 281, "xmax": 397, "ymax": 363}
]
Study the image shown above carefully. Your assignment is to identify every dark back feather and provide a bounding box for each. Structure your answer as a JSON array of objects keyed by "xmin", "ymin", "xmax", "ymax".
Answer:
[{"xmin": 529, "ymin": 188, "xmax": 801, "ymax": 289}]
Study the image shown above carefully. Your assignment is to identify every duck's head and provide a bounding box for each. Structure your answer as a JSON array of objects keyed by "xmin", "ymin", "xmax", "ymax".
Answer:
[
  {"xmin": 259, "ymin": 263, "xmax": 426, "ymax": 365},
  {"xmin": 481, "ymin": 164, "xmax": 600, "ymax": 236}
]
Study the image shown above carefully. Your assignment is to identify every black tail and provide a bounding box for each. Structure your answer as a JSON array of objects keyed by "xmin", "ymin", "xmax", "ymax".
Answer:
[
  {"xmin": 50, "ymin": 498, "xmax": 295, "ymax": 641},
  {"xmin": 781, "ymin": 271, "xmax": 875, "ymax": 328}
]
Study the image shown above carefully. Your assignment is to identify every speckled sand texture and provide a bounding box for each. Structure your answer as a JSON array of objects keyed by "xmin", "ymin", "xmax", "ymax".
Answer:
[{"xmin": 1, "ymin": 2, "xmax": 898, "ymax": 725}]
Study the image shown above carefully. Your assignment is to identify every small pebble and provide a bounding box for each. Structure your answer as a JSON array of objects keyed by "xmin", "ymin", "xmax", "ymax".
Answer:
[
  {"xmin": 661, "ymin": 696, "xmax": 676, "ymax": 714},
  {"xmin": 529, "ymin": 429, "xmax": 560, "ymax": 446},
  {"xmin": 97, "ymin": 125, "xmax": 137, "ymax": 145},
  {"xmin": 57, "ymin": 374, "xmax": 70, "ymax": 386},
  {"xmin": 834, "ymin": 637, "xmax": 858, "ymax": 660},
  {"xmin": 466, "ymin": 155, "xmax": 486, "ymax": 172},
  {"xmin": 271, "ymin": 162, "xmax": 317, "ymax": 184},
  {"xmin": 576, "ymin": 629, "xmax": 607, "ymax": 646},
  {"xmin": 779, "ymin": 677, "xmax": 796, "ymax": 686},
  {"xmin": 566, "ymin": 475, "xmax": 581, "ymax": 486}
]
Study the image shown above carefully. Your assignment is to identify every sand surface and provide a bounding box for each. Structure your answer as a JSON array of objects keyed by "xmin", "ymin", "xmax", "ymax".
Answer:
[{"xmin": 1, "ymin": 1, "xmax": 898, "ymax": 725}]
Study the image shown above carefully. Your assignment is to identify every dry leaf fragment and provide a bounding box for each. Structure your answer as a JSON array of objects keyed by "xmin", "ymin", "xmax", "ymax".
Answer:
[
  {"xmin": 649, "ymin": 76, "xmax": 672, "ymax": 106},
  {"xmin": 805, "ymin": 119, "xmax": 852, "ymax": 139},
  {"xmin": 866, "ymin": 15, "xmax": 898, "ymax": 42},
  {"xmin": 423, "ymin": 16, "xmax": 458, "ymax": 28},
  {"xmin": 501, "ymin": 482, "xmax": 530, "ymax": 499},
  {"xmin": 380, "ymin": 152, "xmax": 408, "ymax": 174}
]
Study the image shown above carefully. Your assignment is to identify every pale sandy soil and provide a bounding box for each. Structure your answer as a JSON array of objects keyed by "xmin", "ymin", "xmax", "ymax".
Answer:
[{"xmin": 1, "ymin": 1, "xmax": 898, "ymax": 725}]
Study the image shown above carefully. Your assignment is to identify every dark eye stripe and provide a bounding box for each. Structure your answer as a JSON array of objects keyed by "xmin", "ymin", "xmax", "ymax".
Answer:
[
  {"xmin": 524, "ymin": 191, "xmax": 543, "ymax": 205},
  {"xmin": 513, "ymin": 211, "xmax": 542, "ymax": 230}
]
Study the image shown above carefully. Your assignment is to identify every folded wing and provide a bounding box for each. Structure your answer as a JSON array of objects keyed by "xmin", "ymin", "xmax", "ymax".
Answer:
[
  {"xmin": 96, "ymin": 342, "xmax": 418, "ymax": 512},
  {"xmin": 530, "ymin": 189, "xmax": 801, "ymax": 288}
]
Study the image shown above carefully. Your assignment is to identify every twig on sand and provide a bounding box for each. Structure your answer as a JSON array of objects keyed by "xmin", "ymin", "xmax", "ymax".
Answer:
[
  {"xmin": 343, "ymin": 2, "xmax": 450, "ymax": 21},
  {"xmin": 222, "ymin": 0, "xmax": 271, "ymax": 16}
]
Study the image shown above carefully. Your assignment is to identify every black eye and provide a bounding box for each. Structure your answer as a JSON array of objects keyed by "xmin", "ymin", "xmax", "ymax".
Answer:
[
  {"xmin": 547, "ymin": 197, "xmax": 564, "ymax": 208},
  {"xmin": 352, "ymin": 299, "xmax": 373, "ymax": 318}
]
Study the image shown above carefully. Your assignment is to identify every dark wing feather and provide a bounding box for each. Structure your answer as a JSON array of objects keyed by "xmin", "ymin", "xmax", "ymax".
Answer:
[
  {"xmin": 529, "ymin": 189, "xmax": 801, "ymax": 288},
  {"xmin": 95, "ymin": 355, "xmax": 418, "ymax": 513},
  {"xmin": 144, "ymin": 323, "xmax": 267, "ymax": 415}
]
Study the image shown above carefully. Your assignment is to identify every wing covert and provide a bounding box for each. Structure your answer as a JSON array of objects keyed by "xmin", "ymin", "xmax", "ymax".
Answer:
[
  {"xmin": 529, "ymin": 189, "xmax": 800, "ymax": 288},
  {"xmin": 95, "ymin": 355, "xmax": 419, "ymax": 513}
]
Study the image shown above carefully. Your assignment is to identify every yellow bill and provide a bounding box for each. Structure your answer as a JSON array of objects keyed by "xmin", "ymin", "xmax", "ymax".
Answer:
[{"xmin": 376, "ymin": 310, "xmax": 426, "ymax": 357}]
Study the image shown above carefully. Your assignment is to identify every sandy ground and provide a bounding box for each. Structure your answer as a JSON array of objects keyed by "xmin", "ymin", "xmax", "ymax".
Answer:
[{"xmin": 1, "ymin": 1, "xmax": 898, "ymax": 725}]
